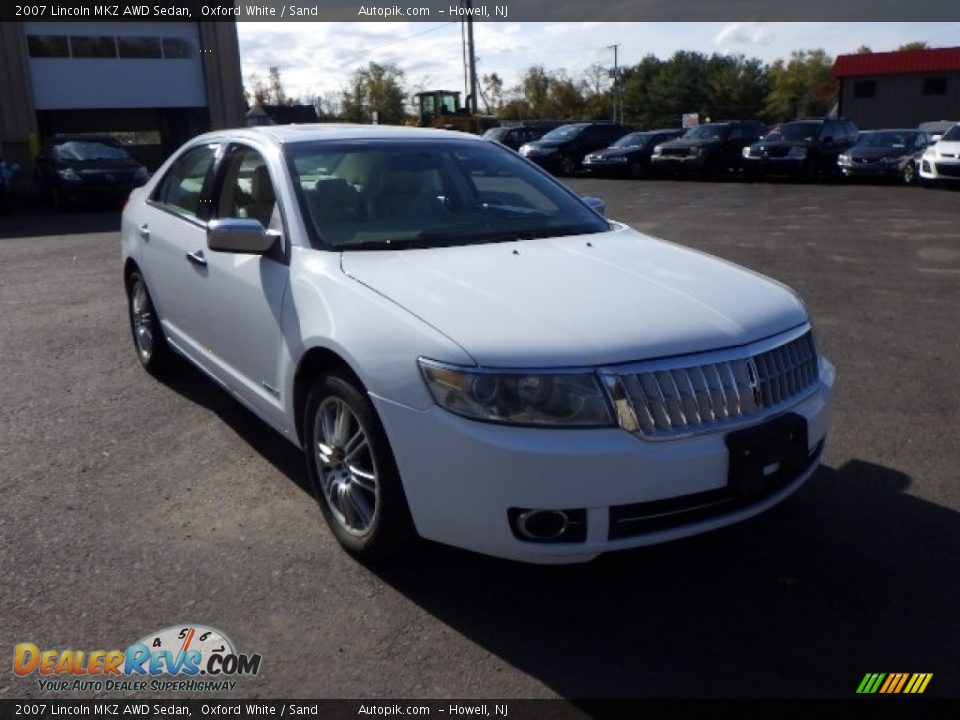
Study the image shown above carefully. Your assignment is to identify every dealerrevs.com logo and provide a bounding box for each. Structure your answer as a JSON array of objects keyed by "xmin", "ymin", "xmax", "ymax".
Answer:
[{"xmin": 14, "ymin": 625, "xmax": 262, "ymax": 693}]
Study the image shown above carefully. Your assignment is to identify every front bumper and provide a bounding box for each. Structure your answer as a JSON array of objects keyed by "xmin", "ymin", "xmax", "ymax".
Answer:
[
  {"xmin": 919, "ymin": 157, "xmax": 960, "ymax": 182},
  {"xmin": 839, "ymin": 162, "xmax": 902, "ymax": 179},
  {"xmin": 650, "ymin": 154, "xmax": 707, "ymax": 173},
  {"xmin": 522, "ymin": 153, "xmax": 563, "ymax": 173},
  {"xmin": 743, "ymin": 156, "xmax": 807, "ymax": 176},
  {"xmin": 583, "ymin": 158, "xmax": 631, "ymax": 176},
  {"xmin": 373, "ymin": 357, "xmax": 835, "ymax": 563}
]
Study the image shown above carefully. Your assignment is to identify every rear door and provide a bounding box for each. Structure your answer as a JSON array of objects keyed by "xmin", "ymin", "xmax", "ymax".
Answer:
[{"xmin": 138, "ymin": 142, "xmax": 220, "ymax": 360}]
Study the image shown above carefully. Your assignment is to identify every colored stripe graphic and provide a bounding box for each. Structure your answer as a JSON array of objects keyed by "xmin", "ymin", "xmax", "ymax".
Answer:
[{"xmin": 858, "ymin": 673, "xmax": 932, "ymax": 694}]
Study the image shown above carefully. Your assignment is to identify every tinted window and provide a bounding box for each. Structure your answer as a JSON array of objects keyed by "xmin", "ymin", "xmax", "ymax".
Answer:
[
  {"xmin": 285, "ymin": 140, "xmax": 609, "ymax": 250},
  {"xmin": 54, "ymin": 140, "xmax": 129, "ymax": 161},
  {"xmin": 612, "ymin": 133, "xmax": 648, "ymax": 148},
  {"xmin": 162, "ymin": 38, "xmax": 193, "ymax": 59},
  {"xmin": 117, "ymin": 37, "xmax": 162, "ymax": 59},
  {"xmin": 27, "ymin": 36, "xmax": 69, "ymax": 57},
  {"xmin": 854, "ymin": 80, "xmax": 876, "ymax": 99},
  {"xmin": 69, "ymin": 36, "xmax": 116, "ymax": 58},
  {"xmin": 941, "ymin": 125, "xmax": 960, "ymax": 142},
  {"xmin": 923, "ymin": 77, "xmax": 947, "ymax": 96},
  {"xmin": 685, "ymin": 124, "xmax": 730, "ymax": 141},
  {"xmin": 154, "ymin": 145, "xmax": 217, "ymax": 218},
  {"xmin": 541, "ymin": 125, "xmax": 585, "ymax": 141}
]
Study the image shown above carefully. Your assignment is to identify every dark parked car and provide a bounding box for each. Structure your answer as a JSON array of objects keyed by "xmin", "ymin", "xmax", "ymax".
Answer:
[
  {"xmin": 519, "ymin": 122, "xmax": 632, "ymax": 175},
  {"xmin": 650, "ymin": 120, "xmax": 767, "ymax": 179},
  {"xmin": 483, "ymin": 122, "xmax": 562, "ymax": 151},
  {"xmin": 837, "ymin": 129, "xmax": 933, "ymax": 184},
  {"xmin": 35, "ymin": 134, "xmax": 149, "ymax": 210},
  {"xmin": 582, "ymin": 129, "xmax": 686, "ymax": 178},
  {"xmin": 742, "ymin": 118, "xmax": 859, "ymax": 181}
]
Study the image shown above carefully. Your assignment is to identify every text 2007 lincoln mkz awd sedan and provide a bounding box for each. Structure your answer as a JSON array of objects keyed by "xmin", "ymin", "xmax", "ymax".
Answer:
[{"xmin": 122, "ymin": 125, "xmax": 834, "ymax": 564}]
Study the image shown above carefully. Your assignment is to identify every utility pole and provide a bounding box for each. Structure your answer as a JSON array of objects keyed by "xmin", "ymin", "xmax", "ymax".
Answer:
[
  {"xmin": 464, "ymin": 0, "xmax": 478, "ymax": 115},
  {"xmin": 607, "ymin": 44, "xmax": 620, "ymax": 124}
]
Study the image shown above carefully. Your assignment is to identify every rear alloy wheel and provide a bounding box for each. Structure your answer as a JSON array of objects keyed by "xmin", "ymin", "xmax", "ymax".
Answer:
[
  {"xmin": 304, "ymin": 374, "xmax": 415, "ymax": 561},
  {"xmin": 127, "ymin": 271, "xmax": 173, "ymax": 375}
]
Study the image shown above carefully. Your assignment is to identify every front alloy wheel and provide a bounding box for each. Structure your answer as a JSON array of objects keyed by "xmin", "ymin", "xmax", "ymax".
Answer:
[
  {"xmin": 127, "ymin": 271, "xmax": 172, "ymax": 375},
  {"xmin": 901, "ymin": 162, "xmax": 917, "ymax": 185},
  {"xmin": 304, "ymin": 374, "xmax": 415, "ymax": 560},
  {"xmin": 560, "ymin": 156, "xmax": 578, "ymax": 176}
]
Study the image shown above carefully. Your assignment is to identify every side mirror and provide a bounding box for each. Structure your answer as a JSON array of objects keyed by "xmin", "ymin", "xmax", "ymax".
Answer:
[
  {"xmin": 207, "ymin": 218, "xmax": 277, "ymax": 254},
  {"xmin": 582, "ymin": 196, "xmax": 606, "ymax": 217}
]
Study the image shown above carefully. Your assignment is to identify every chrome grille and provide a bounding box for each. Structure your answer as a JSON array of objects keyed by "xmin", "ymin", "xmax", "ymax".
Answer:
[{"xmin": 607, "ymin": 332, "xmax": 819, "ymax": 439}]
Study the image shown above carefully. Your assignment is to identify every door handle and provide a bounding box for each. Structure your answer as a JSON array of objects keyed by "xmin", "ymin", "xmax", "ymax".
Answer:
[
  {"xmin": 186, "ymin": 250, "xmax": 207, "ymax": 267},
  {"xmin": 138, "ymin": 224, "xmax": 150, "ymax": 240}
]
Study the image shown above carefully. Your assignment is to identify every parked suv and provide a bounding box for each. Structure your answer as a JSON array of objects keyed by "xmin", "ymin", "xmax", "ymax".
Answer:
[
  {"xmin": 650, "ymin": 120, "xmax": 767, "ymax": 179},
  {"xmin": 743, "ymin": 118, "xmax": 859, "ymax": 180},
  {"xmin": 483, "ymin": 122, "xmax": 562, "ymax": 152},
  {"xmin": 519, "ymin": 122, "xmax": 632, "ymax": 175}
]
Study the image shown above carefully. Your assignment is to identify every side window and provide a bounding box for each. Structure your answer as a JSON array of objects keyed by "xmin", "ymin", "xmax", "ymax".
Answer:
[
  {"xmin": 215, "ymin": 145, "xmax": 282, "ymax": 233},
  {"xmin": 728, "ymin": 126, "xmax": 745, "ymax": 140},
  {"xmin": 154, "ymin": 144, "xmax": 217, "ymax": 218}
]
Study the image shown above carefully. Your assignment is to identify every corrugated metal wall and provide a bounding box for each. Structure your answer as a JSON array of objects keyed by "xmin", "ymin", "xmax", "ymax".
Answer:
[{"xmin": 841, "ymin": 72, "xmax": 960, "ymax": 129}]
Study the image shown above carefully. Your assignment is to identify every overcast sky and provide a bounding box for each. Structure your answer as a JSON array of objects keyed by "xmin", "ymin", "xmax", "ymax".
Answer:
[{"xmin": 236, "ymin": 22, "xmax": 960, "ymax": 106}]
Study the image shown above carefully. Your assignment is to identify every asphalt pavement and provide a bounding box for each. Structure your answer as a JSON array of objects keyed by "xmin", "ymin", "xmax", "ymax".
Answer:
[{"xmin": 1, "ymin": 177, "xmax": 958, "ymax": 699}]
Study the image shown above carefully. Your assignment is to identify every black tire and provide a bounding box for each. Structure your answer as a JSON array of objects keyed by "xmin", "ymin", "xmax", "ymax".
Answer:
[
  {"xmin": 901, "ymin": 163, "xmax": 917, "ymax": 185},
  {"xmin": 303, "ymin": 374, "xmax": 416, "ymax": 562},
  {"xmin": 126, "ymin": 271, "xmax": 174, "ymax": 375},
  {"xmin": 559, "ymin": 155, "xmax": 578, "ymax": 177},
  {"xmin": 628, "ymin": 160, "xmax": 645, "ymax": 179}
]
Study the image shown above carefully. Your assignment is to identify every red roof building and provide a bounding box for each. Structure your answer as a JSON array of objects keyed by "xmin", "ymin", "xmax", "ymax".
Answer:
[{"xmin": 831, "ymin": 47, "xmax": 960, "ymax": 129}]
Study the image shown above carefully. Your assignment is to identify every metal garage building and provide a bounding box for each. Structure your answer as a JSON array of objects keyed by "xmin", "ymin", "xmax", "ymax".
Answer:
[
  {"xmin": 833, "ymin": 46, "xmax": 960, "ymax": 129},
  {"xmin": 0, "ymin": 20, "xmax": 245, "ymax": 185}
]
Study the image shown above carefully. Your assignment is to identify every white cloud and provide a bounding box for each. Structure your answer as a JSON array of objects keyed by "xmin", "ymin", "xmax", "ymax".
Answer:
[{"xmin": 713, "ymin": 22, "xmax": 773, "ymax": 47}]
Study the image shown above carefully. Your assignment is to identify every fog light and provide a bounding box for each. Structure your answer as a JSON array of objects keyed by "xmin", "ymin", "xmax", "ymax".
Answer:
[{"xmin": 508, "ymin": 508, "xmax": 587, "ymax": 543}]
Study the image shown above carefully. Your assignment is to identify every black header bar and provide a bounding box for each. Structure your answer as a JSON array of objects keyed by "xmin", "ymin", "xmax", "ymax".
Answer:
[{"xmin": 2, "ymin": 0, "xmax": 959, "ymax": 23}]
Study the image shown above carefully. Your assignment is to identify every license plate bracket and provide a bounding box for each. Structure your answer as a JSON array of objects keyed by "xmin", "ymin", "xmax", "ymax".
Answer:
[{"xmin": 725, "ymin": 413, "xmax": 808, "ymax": 500}]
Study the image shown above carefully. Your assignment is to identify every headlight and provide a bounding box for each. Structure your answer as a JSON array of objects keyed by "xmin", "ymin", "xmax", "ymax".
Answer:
[
  {"xmin": 652, "ymin": 145, "xmax": 663, "ymax": 156},
  {"xmin": 57, "ymin": 167, "xmax": 81, "ymax": 182},
  {"xmin": 837, "ymin": 154, "xmax": 851, "ymax": 166},
  {"xmin": 787, "ymin": 147, "xmax": 807, "ymax": 159},
  {"xmin": 742, "ymin": 146, "xmax": 753, "ymax": 158},
  {"xmin": 419, "ymin": 360, "xmax": 614, "ymax": 427}
]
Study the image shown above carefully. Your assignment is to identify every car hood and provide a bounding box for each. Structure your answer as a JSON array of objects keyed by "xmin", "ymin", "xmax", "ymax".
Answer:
[
  {"xmin": 340, "ymin": 225, "xmax": 807, "ymax": 367},
  {"xmin": 929, "ymin": 140, "xmax": 960, "ymax": 157}
]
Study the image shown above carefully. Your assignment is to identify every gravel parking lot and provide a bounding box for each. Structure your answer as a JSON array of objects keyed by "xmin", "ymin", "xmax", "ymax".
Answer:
[{"xmin": 2, "ymin": 178, "xmax": 958, "ymax": 699}]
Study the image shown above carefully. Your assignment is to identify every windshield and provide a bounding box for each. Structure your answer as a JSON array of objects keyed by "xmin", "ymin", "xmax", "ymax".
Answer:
[
  {"xmin": 540, "ymin": 125, "xmax": 585, "ymax": 141},
  {"xmin": 483, "ymin": 127, "xmax": 508, "ymax": 142},
  {"xmin": 54, "ymin": 140, "xmax": 131, "ymax": 161},
  {"xmin": 612, "ymin": 133, "xmax": 649, "ymax": 149},
  {"xmin": 855, "ymin": 132, "xmax": 917, "ymax": 149},
  {"xmin": 765, "ymin": 122, "xmax": 821, "ymax": 142},
  {"xmin": 942, "ymin": 125, "xmax": 960, "ymax": 142},
  {"xmin": 684, "ymin": 124, "xmax": 730, "ymax": 141},
  {"xmin": 286, "ymin": 139, "xmax": 610, "ymax": 250}
]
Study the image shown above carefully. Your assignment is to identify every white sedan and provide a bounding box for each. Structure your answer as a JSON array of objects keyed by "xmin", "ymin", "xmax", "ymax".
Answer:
[{"xmin": 122, "ymin": 125, "xmax": 834, "ymax": 564}]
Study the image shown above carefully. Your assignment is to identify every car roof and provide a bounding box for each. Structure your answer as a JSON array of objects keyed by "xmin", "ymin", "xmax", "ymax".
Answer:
[{"xmin": 190, "ymin": 124, "xmax": 488, "ymax": 147}]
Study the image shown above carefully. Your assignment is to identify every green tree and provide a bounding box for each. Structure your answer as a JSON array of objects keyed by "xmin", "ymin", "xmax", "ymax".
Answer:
[
  {"xmin": 646, "ymin": 51, "xmax": 710, "ymax": 127},
  {"xmin": 341, "ymin": 62, "xmax": 407, "ymax": 125},
  {"xmin": 480, "ymin": 72, "xmax": 504, "ymax": 115},
  {"xmin": 620, "ymin": 55, "xmax": 663, "ymax": 127},
  {"xmin": 764, "ymin": 49, "xmax": 837, "ymax": 121},
  {"xmin": 897, "ymin": 41, "xmax": 929, "ymax": 52}
]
